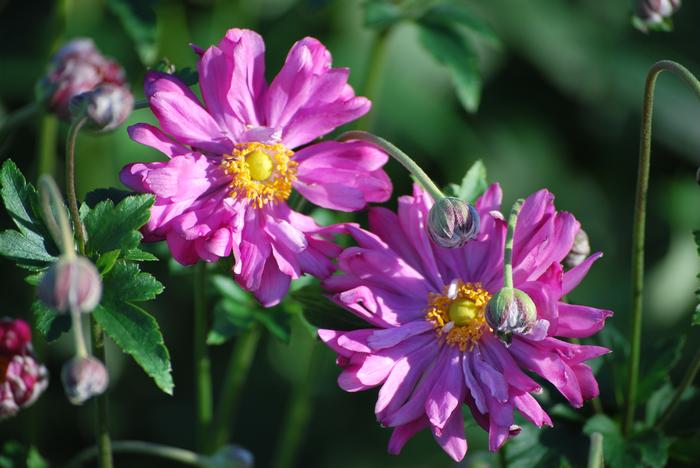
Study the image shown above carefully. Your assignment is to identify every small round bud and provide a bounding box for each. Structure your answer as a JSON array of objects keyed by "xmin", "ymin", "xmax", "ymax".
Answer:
[
  {"xmin": 633, "ymin": 0, "xmax": 681, "ymax": 32},
  {"xmin": 427, "ymin": 197, "xmax": 480, "ymax": 248},
  {"xmin": 61, "ymin": 356, "xmax": 109, "ymax": 405},
  {"xmin": 205, "ymin": 445, "xmax": 254, "ymax": 468},
  {"xmin": 70, "ymin": 84, "xmax": 134, "ymax": 132},
  {"xmin": 38, "ymin": 256, "xmax": 102, "ymax": 313},
  {"xmin": 486, "ymin": 287, "xmax": 548, "ymax": 344},
  {"xmin": 565, "ymin": 229, "xmax": 590, "ymax": 269}
]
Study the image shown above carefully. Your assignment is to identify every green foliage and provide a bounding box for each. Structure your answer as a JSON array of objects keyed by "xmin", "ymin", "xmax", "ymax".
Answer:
[
  {"xmin": 363, "ymin": 0, "xmax": 405, "ymax": 29},
  {"xmin": 0, "ymin": 441, "xmax": 47, "ymax": 468},
  {"xmin": 106, "ymin": 0, "xmax": 158, "ymax": 65},
  {"xmin": 32, "ymin": 300, "xmax": 71, "ymax": 342},
  {"xmin": 292, "ymin": 283, "xmax": 368, "ymax": 331},
  {"xmin": 444, "ymin": 159, "xmax": 488, "ymax": 202},
  {"xmin": 420, "ymin": 2, "xmax": 500, "ymax": 45},
  {"xmin": 637, "ymin": 336, "xmax": 685, "ymax": 401}
]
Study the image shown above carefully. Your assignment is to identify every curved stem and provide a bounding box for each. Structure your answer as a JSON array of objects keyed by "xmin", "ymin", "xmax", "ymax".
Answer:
[
  {"xmin": 587, "ymin": 432, "xmax": 604, "ymax": 468},
  {"xmin": 194, "ymin": 262, "xmax": 213, "ymax": 452},
  {"xmin": 212, "ymin": 325, "xmax": 262, "ymax": 449},
  {"xmin": 65, "ymin": 116, "xmax": 88, "ymax": 254},
  {"xmin": 338, "ymin": 131, "xmax": 444, "ymax": 201},
  {"xmin": 355, "ymin": 28, "xmax": 391, "ymax": 131},
  {"xmin": 504, "ymin": 199, "xmax": 524, "ymax": 289},
  {"xmin": 0, "ymin": 102, "xmax": 39, "ymax": 142},
  {"xmin": 65, "ymin": 440, "xmax": 207, "ymax": 467},
  {"xmin": 90, "ymin": 317, "xmax": 112, "ymax": 468},
  {"xmin": 655, "ymin": 346, "xmax": 700, "ymax": 429},
  {"xmin": 623, "ymin": 60, "xmax": 700, "ymax": 436}
]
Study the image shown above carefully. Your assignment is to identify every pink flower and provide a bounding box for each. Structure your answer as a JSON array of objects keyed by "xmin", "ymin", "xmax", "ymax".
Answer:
[
  {"xmin": 319, "ymin": 184, "xmax": 612, "ymax": 461},
  {"xmin": 0, "ymin": 318, "xmax": 48, "ymax": 420},
  {"xmin": 121, "ymin": 29, "xmax": 391, "ymax": 306}
]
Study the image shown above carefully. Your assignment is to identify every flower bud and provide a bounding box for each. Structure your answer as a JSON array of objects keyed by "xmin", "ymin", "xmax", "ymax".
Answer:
[
  {"xmin": 38, "ymin": 38, "xmax": 127, "ymax": 120},
  {"xmin": 205, "ymin": 445, "xmax": 254, "ymax": 468},
  {"xmin": 0, "ymin": 319, "xmax": 32, "ymax": 355},
  {"xmin": 0, "ymin": 354, "xmax": 49, "ymax": 420},
  {"xmin": 485, "ymin": 287, "xmax": 548, "ymax": 344},
  {"xmin": 427, "ymin": 197, "xmax": 480, "ymax": 248},
  {"xmin": 70, "ymin": 84, "xmax": 134, "ymax": 132},
  {"xmin": 38, "ymin": 256, "xmax": 102, "ymax": 313},
  {"xmin": 61, "ymin": 356, "xmax": 109, "ymax": 405},
  {"xmin": 633, "ymin": 0, "xmax": 681, "ymax": 32},
  {"xmin": 565, "ymin": 228, "xmax": 590, "ymax": 269}
]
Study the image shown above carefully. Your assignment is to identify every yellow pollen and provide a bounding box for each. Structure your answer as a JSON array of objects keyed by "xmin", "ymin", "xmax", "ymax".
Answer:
[
  {"xmin": 221, "ymin": 142, "xmax": 297, "ymax": 208},
  {"xmin": 425, "ymin": 281, "xmax": 491, "ymax": 352}
]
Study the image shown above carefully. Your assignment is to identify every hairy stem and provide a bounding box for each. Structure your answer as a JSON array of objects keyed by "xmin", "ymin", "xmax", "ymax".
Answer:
[
  {"xmin": 655, "ymin": 346, "xmax": 700, "ymax": 429},
  {"xmin": 623, "ymin": 60, "xmax": 700, "ymax": 436},
  {"xmin": 212, "ymin": 325, "xmax": 262, "ymax": 449},
  {"xmin": 66, "ymin": 440, "xmax": 207, "ymax": 467},
  {"xmin": 504, "ymin": 199, "xmax": 524, "ymax": 289},
  {"xmin": 338, "ymin": 131, "xmax": 444, "ymax": 201},
  {"xmin": 194, "ymin": 262, "xmax": 213, "ymax": 452},
  {"xmin": 355, "ymin": 28, "xmax": 391, "ymax": 131},
  {"xmin": 65, "ymin": 115, "xmax": 87, "ymax": 253}
]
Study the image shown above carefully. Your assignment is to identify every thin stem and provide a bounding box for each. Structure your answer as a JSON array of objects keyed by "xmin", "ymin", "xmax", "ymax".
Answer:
[
  {"xmin": 338, "ymin": 131, "xmax": 444, "ymax": 201},
  {"xmin": 587, "ymin": 432, "xmax": 604, "ymax": 468},
  {"xmin": 71, "ymin": 309, "xmax": 88, "ymax": 358},
  {"xmin": 37, "ymin": 114, "xmax": 58, "ymax": 178},
  {"xmin": 504, "ymin": 199, "xmax": 524, "ymax": 289},
  {"xmin": 90, "ymin": 316, "xmax": 113, "ymax": 468},
  {"xmin": 65, "ymin": 440, "xmax": 207, "ymax": 467},
  {"xmin": 355, "ymin": 28, "xmax": 391, "ymax": 131},
  {"xmin": 0, "ymin": 102, "xmax": 39, "ymax": 142},
  {"xmin": 212, "ymin": 325, "xmax": 262, "ymax": 449},
  {"xmin": 134, "ymin": 99, "xmax": 149, "ymax": 110},
  {"xmin": 655, "ymin": 346, "xmax": 700, "ymax": 429},
  {"xmin": 623, "ymin": 60, "xmax": 700, "ymax": 436},
  {"xmin": 194, "ymin": 262, "xmax": 213, "ymax": 453},
  {"xmin": 65, "ymin": 116, "xmax": 88, "ymax": 254}
]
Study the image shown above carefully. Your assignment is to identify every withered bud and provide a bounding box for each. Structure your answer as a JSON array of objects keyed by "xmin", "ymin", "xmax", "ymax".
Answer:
[
  {"xmin": 70, "ymin": 83, "xmax": 134, "ymax": 132},
  {"xmin": 427, "ymin": 197, "xmax": 480, "ymax": 248},
  {"xmin": 565, "ymin": 229, "xmax": 590, "ymax": 269},
  {"xmin": 61, "ymin": 356, "xmax": 109, "ymax": 405},
  {"xmin": 485, "ymin": 287, "xmax": 548, "ymax": 344},
  {"xmin": 38, "ymin": 256, "xmax": 102, "ymax": 314}
]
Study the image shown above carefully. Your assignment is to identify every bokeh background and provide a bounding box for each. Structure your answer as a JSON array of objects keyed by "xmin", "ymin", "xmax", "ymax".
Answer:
[{"xmin": 1, "ymin": 0, "xmax": 699, "ymax": 466}]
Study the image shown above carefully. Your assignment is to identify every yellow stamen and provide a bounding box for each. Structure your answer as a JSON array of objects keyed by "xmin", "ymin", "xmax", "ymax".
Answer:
[
  {"xmin": 425, "ymin": 281, "xmax": 491, "ymax": 351},
  {"xmin": 221, "ymin": 142, "xmax": 297, "ymax": 208}
]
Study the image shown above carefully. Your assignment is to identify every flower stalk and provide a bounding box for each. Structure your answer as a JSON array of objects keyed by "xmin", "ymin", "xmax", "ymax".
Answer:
[
  {"xmin": 623, "ymin": 60, "xmax": 700, "ymax": 436},
  {"xmin": 504, "ymin": 199, "xmax": 524, "ymax": 289},
  {"xmin": 587, "ymin": 432, "xmax": 604, "ymax": 468},
  {"xmin": 66, "ymin": 440, "xmax": 208, "ymax": 467},
  {"xmin": 355, "ymin": 28, "xmax": 391, "ymax": 131},
  {"xmin": 65, "ymin": 115, "xmax": 88, "ymax": 253},
  {"xmin": 194, "ymin": 261, "xmax": 213, "ymax": 452}
]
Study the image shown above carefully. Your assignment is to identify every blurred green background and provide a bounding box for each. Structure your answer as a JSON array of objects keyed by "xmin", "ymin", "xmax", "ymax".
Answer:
[{"xmin": 1, "ymin": 0, "xmax": 699, "ymax": 466}]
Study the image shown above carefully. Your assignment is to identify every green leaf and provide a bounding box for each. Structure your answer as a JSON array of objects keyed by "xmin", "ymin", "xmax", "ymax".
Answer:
[
  {"xmin": 83, "ymin": 194, "xmax": 154, "ymax": 257},
  {"xmin": 207, "ymin": 299, "xmax": 254, "ymax": 345},
  {"xmin": 0, "ymin": 230, "xmax": 56, "ymax": 270},
  {"xmin": 291, "ymin": 283, "xmax": 368, "ymax": 331},
  {"xmin": 583, "ymin": 415, "xmax": 626, "ymax": 467},
  {"xmin": 420, "ymin": 2, "xmax": 500, "ymax": 45},
  {"xmin": 645, "ymin": 383, "xmax": 697, "ymax": 428},
  {"xmin": 32, "ymin": 300, "xmax": 71, "ymax": 342},
  {"xmin": 0, "ymin": 441, "xmax": 48, "ymax": 468},
  {"xmin": 103, "ymin": 261, "xmax": 164, "ymax": 303},
  {"xmin": 417, "ymin": 23, "xmax": 482, "ymax": 113},
  {"xmin": 445, "ymin": 160, "xmax": 488, "ymax": 202},
  {"xmin": 106, "ymin": 0, "xmax": 158, "ymax": 65},
  {"xmin": 363, "ymin": 0, "xmax": 405, "ymax": 29},
  {"xmin": 96, "ymin": 249, "xmax": 121, "ymax": 275},
  {"xmin": 122, "ymin": 248, "xmax": 158, "ymax": 262},
  {"xmin": 638, "ymin": 336, "xmax": 685, "ymax": 401}
]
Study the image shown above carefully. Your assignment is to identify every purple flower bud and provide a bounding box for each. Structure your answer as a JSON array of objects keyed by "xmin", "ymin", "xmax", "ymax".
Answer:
[
  {"xmin": 565, "ymin": 228, "xmax": 590, "ymax": 269},
  {"xmin": 38, "ymin": 256, "xmax": 102, "ymax": 314},
  {"xmin": 70, "ymin": 84, "xmax": 134, "ymax": 132},
  {"xmin": 633, "ymin": 0, "xmax": 681, "ymax": 32},
  {"xmin": 427, "ymin": 197, "xmax": 480, "ymax": 248},
  {"xmin": 37, "ymin": 38, "xmax": 127, "ymax": 120},
  {"xmin": 0, "ymin": 354, "xmax": 49, "ymax": 420},
  {"xmin": 206, "ymin": 445, "xmax": 254, "ymax": 468},
  {"xmin": 61, "ymin": 356, "xmax": 109, "ymax": 405},
  {"xmin": 485, "ymin": 287, "xmax": 548, "ymax": 344}
]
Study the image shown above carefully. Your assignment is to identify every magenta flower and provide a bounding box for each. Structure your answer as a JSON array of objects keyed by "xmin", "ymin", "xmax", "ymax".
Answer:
[
  {"xmin": 121, "ymin": 29, "xmax": 391, "ymax": 306},
  {"xmin": 319, "ymin": 185, "xmax": 612, "ymax": 461},
  {"xmin": 0, "ymin": 318, "xmax": 48, "ymax": 420}
]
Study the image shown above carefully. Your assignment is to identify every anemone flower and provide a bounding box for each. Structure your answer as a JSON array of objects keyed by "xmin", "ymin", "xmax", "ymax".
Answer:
[
  {"xmin": 319, "ymin": 184, "xmax": 612, "ymax": 461},
  {"xmin": 121, "ymin": 29, "xmax": 391, "ymax": 306}
]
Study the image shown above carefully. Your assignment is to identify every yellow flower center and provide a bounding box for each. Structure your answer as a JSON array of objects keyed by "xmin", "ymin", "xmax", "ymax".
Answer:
[
  {"xmin": 221, "ymin": 142, "xmax": 298, "ymax": 208},
  {"xmin": 425, "ymin": 281, "xmax": 491, "ymax": 351}
]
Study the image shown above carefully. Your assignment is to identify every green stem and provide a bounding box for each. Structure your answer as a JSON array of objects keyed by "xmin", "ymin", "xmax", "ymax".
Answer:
[
  {"xmin": 338, "ymin": 131, "xmax": 444, "ymax": 201},
  {"xmin": 271, "ymin": 344, "xmax": 319, "ymax": 468},
  {"xmin": 0, "ymin": 102, "xmax": 39, "ymax": 142},
  {"xmin": 623, "ymin": 60, "xmax": 700, "ymax": 436},
  {"xmin": 90, "ymin": 316, "xmax": 113, "ymax": 468},
  {"xmin": 194, "ymin": 262, "xmax": 213, "ymax": 452},
  {"xmin": 134, "ymin": 99, "xmax": 149, "ymax": 110},
  {"xmin": 65, "ymin": 440, "xmax": 207, "ymax": 467},
  {"xmin": 65, "ymin": 115, "xmax": 88, "ymax": 253},
  {"xmin": 355, "ymin": 28, "xmax": 391, "ymax": 131},
  {"xmin": 504, "ymin": 199, "xmax": 524, "ymax": 289},
  {"xmin": 655, "ymin": 346, "xmax": 700, "ymax": 429},
  {"xmin": 587, "ymin": 432, "xmax": 604, "ymax": 468},
  {"xmin": 37, "ymin": 114, "xmax": 58, "ymax": 178},
  {"xmin": 212, "ymin": 325, "xmax": 262, "ymax": 449}
]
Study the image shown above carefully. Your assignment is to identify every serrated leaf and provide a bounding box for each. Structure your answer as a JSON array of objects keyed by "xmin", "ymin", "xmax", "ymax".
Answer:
[
  {"xmin": 455, "ymin": 160, "xmax": 488, "ymax": 202},
  {"xmin": 32, "ymin": 300, "xmax": 71, "ymax": 342},
  {"xmin": 420, "ymin": 2, "xmax": 500, "ymax": 45},
  {"xmin": 103, "ymin": 261, "xmax": 163, "ymax": 303},
  {"xmin": 122, "ymin": 248, "xmax": 158, "ymax": 262},
  {"xmin": 291, "ymin": 283, "xmax": 368, "ymax": 331},
  {"xmin": 83, "ymin": 194, "xmax": 154, "ymax": 257},
  {"xmin": 0, "ymin": 230, "xmax": 56, "ymax": 270},
  {"xmin": 107, "ymin": 0, "xmax": 158, "ymax": 65},
  {"xmin": 418, "ymin": 23, "xmax": 482, "ymax": 113}
]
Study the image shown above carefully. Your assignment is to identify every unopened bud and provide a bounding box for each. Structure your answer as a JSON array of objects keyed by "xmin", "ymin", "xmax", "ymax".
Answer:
[
  {"xmin": 205, "ymin": 445, "xmax": 254, "ymax": 468},
  {"xmin": 485, "ymin": 287, "xmax": 548, "ymax": 344},
  {"xmin": 427, "ymin": 197, "xmax": 480, "ymax": 248},
  {"xmin": 38, "ymin": 256, "xmax": 102, "ymax": 313},
  {"xmin": 633, "ymin": 0, "xmax": 681, "ymax": 32},
  {"xmin": 61, "ymin": 356, "xmax": 109, "ymax": 405},
  {"xmin": 565, "ymin": 229, "xmax": 590, "ymax": 269},
  {"xmin": 0, "ymin": 318, "xmax": 32, "ymax": 355},
  {"xmin": 0, "ymin": 354, "xmax": 49, "ymax": 420},
  {"xmin": 70, "ymin": 84, "xmax": 134, "ymax": 132}
]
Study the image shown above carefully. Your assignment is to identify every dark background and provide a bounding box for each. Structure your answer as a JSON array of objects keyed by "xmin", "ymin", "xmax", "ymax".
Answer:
[{"xmin": 0, "ymin": 0, "xmax": 699, "ymax": 466}]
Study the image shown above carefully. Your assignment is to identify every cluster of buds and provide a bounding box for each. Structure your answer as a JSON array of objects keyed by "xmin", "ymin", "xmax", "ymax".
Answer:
[
  {"xmin": 38, "ymin": 38, "xmax": 133, "ymax": 131},
  {"xmin": 0, "ymin": 319, "xmax": 49, "ymax": 420},
  {"xmin": 427, "ymin": 197, "xmax": 481, "ymax": 248},
  {"xmin": 633, "ymin": 0, "xmax": 681, "ymax": 32}
]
